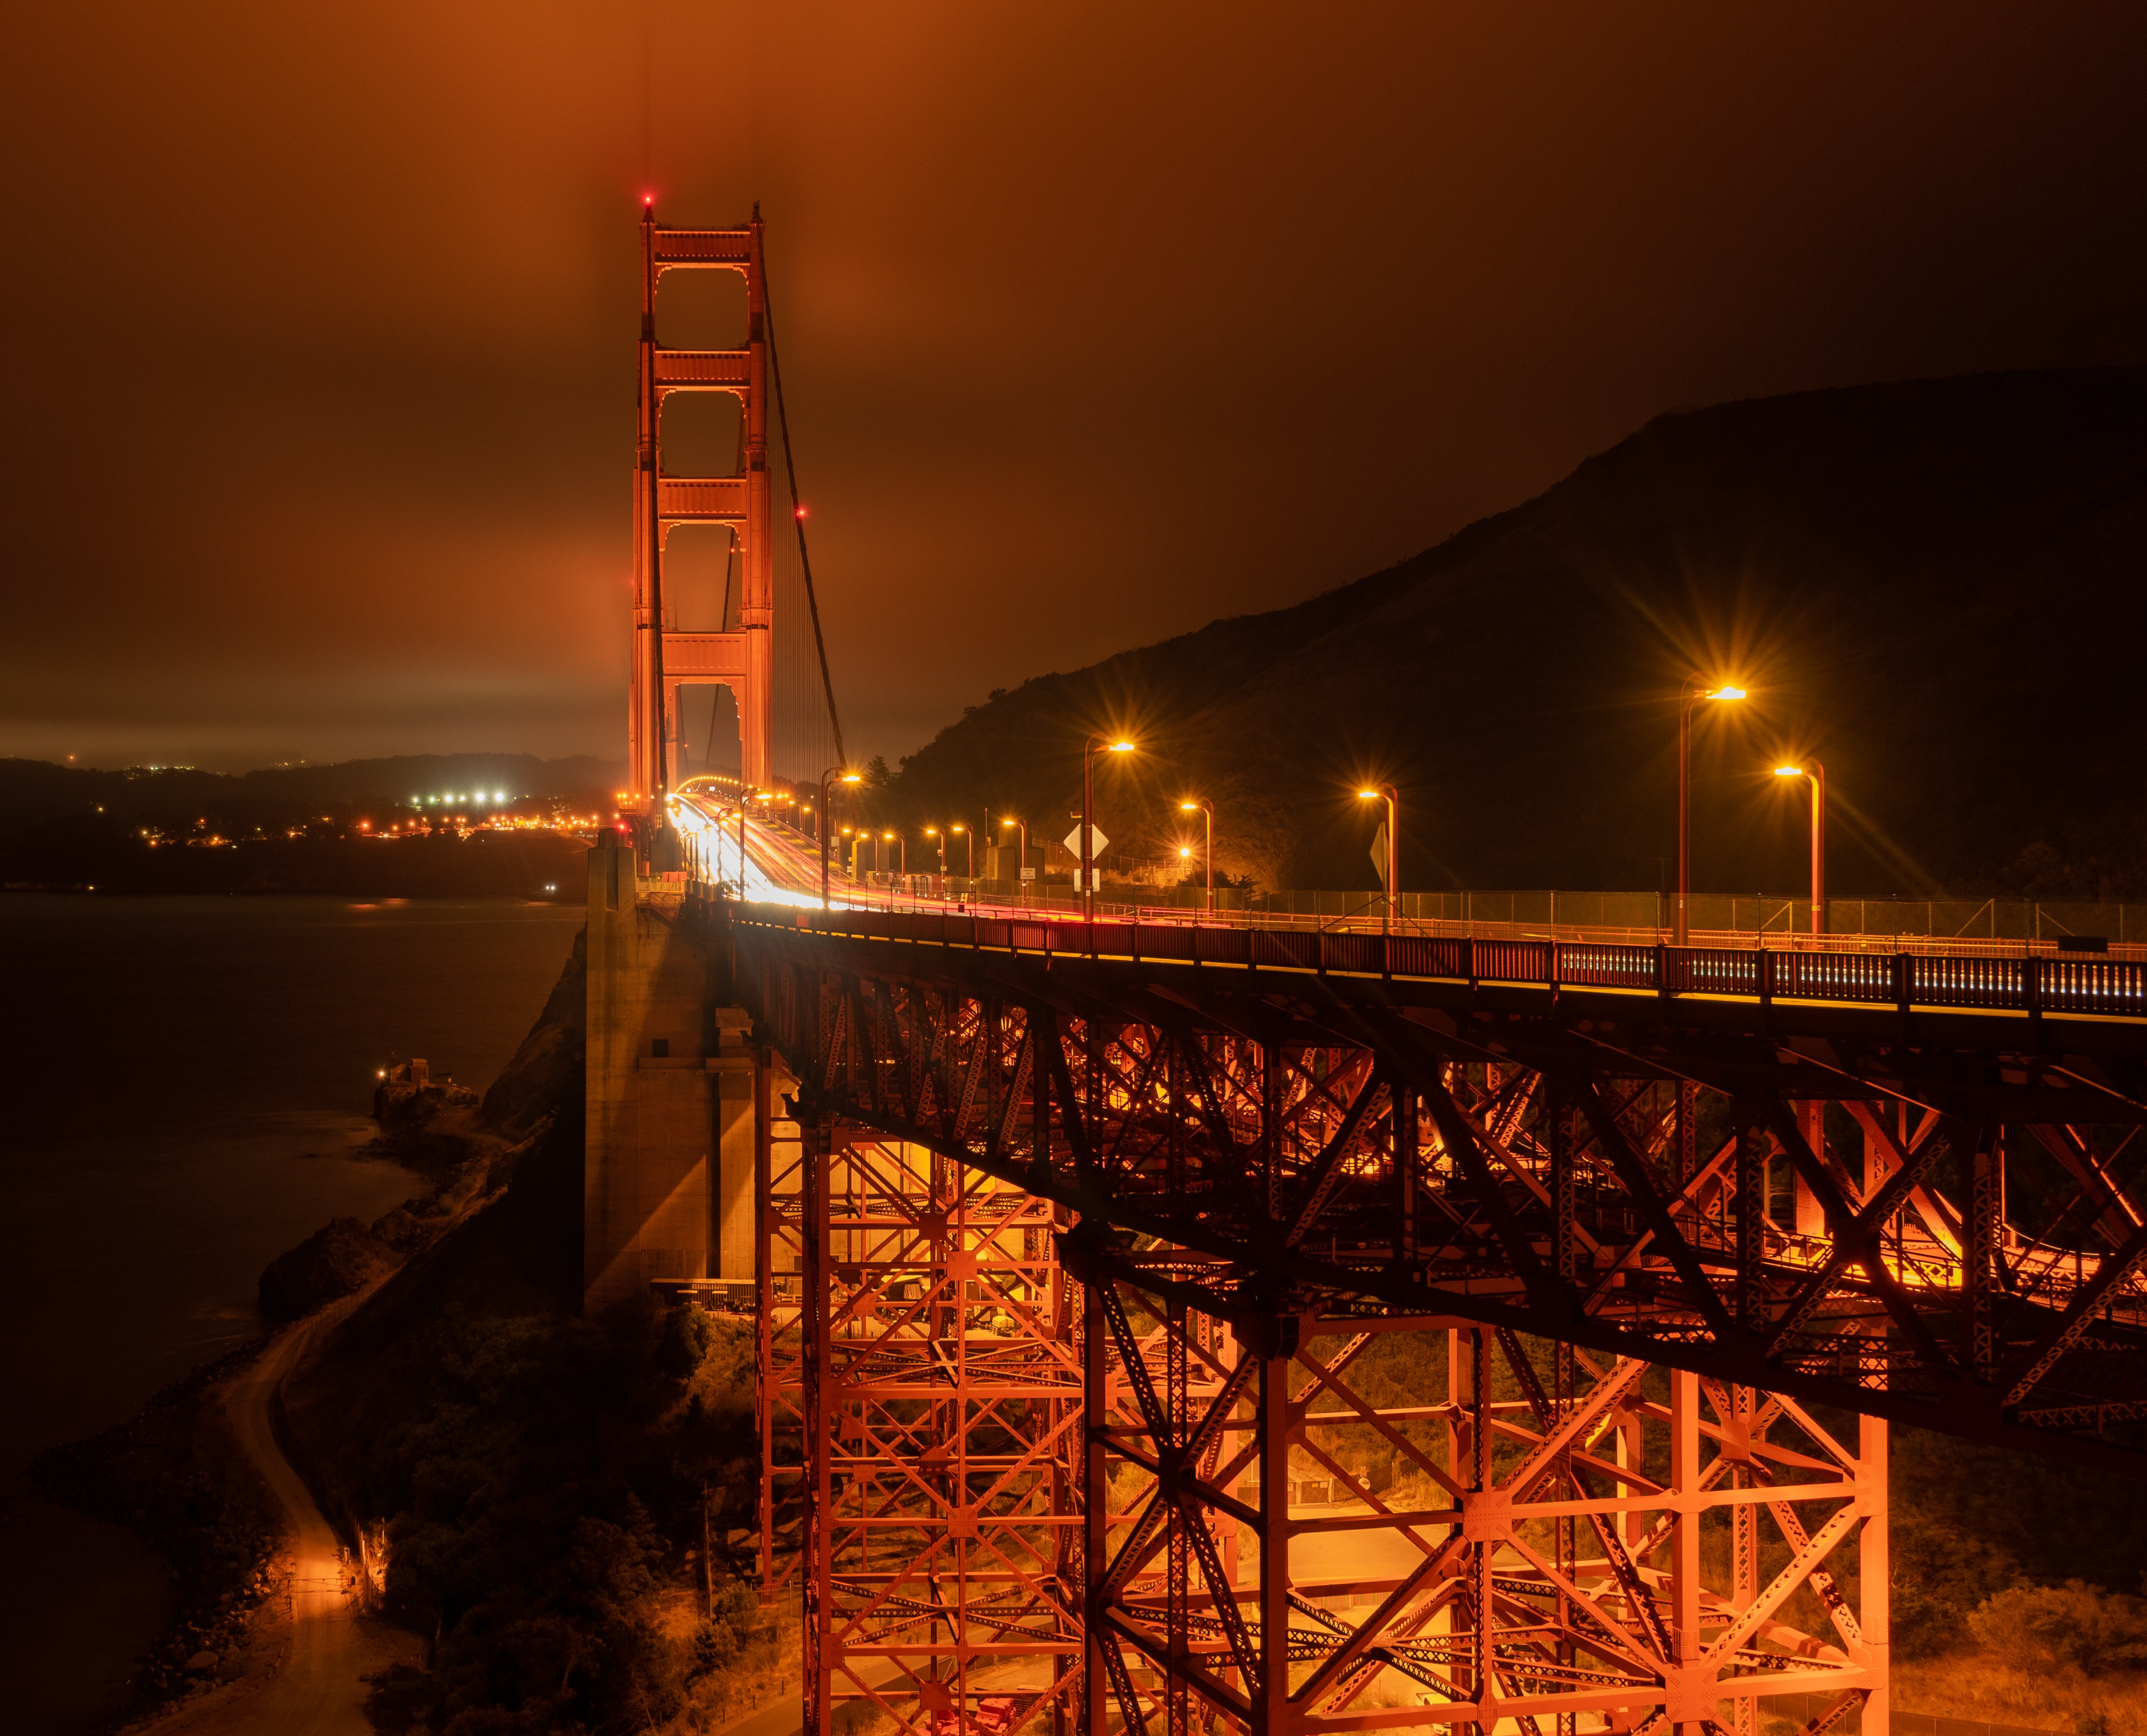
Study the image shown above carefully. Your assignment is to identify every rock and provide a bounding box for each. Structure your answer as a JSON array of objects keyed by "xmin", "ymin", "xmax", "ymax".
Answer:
[
  {"xmin": 185, "ymin": 1650, "xmax": 217, "ymax": 1673},
  {"xmin": 258, "ymin": 1218, "xmax": 401, "ymax": 1322},
  {"xmin": 479, "ymin": 929, "xmax": 586, "ymax": 1136},
  {"xmin": 373, "ymin": 1059, "xmax": 480, "ymax": 1131},
  {"xmin": 370, "ymin": 1204, "xmax": 436, "ymax": 1254}
]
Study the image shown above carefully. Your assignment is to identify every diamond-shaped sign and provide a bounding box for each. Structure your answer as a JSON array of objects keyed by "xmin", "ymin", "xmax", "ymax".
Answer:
[{"xmin": 1063, "ymin": 823, "xmax": 1108, "ymax": 855}]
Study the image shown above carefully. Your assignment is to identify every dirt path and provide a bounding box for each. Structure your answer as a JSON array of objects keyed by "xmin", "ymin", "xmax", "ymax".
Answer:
[{"xmin": 135, "ymin": 1304, "xmax": 418, "ymax": 1735}]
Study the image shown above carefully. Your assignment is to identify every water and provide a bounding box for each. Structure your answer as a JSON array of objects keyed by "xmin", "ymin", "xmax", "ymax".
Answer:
[{"xmin": 0, "ymin": 893, "xmax": 587, "ymax": 1734}]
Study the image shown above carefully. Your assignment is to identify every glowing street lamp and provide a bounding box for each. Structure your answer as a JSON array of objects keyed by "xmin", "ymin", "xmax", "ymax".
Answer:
[
  {"xmin": 1179, "ymin": 797, "xmax": 1214, "ymax": 915},
  {"xmin": 1081, "ymin": 736, "xmax": 1135, "ymax": 922},
  {"xmin": 999, "ymin": 817, "xmax": 1030, "ymax": 906},
  {"xmin": 1676, "ymin": 682, "xmax": 1748, "ymax": 945},
  {"xmin": 949, "ymin": 822, "xmax": 971, "ymax": 883},
  {"xmin": 1773, "ymin": 762, "xmax": 1827, "ymax": 936},
  {"xmin": 883, "ymin": 829, "xmax": 905, "ymax": 905},
  {"xmin": 818, "ymin": 768, "xmax": 862, "ymax": 909},
  {"xmin": 1357, "ymin": 785, "xmax": 1399, "ymax": 933},
  {"xmin": 926, "ymin": 826, "xmax": 946, "ymax": 876}
]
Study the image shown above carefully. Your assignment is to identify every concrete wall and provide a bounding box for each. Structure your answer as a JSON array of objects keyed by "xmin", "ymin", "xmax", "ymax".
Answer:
[{"xmin": 586, "ymin": 840, "xmax": 772, "ymax": 1310}]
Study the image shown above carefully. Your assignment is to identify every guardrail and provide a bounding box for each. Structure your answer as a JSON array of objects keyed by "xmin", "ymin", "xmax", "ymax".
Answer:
[{"xmin": 722, "ymin": 900, "xmax": 2147, "ymax": 1024}]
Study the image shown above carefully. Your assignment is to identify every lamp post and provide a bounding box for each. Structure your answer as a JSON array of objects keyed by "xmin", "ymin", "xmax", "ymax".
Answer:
[
  {"xmin": 1082, "ymin": 736, "xmax": 1135, "ymax": 922},
  {"xmin": 883, "ymin": 830, "xmax": 905, "ymax": 905},
  {"xmin": 1773, "ymin": 761, "xmax": 1827, "ymax": 937},
  {"xmin": 999, "ymin": 817, "xmax": 1029, "ymax": 906},
  {"xmin": 926, "ymin": 826, "xmax": 946, "ymax": 877},
  {"xmin": 818, "ymin": 767, "xmax": 861, "ymax": 909},
  {"xmin": 950, "ymin": 822, "xmax": 971, "ymax": 884},
  {"xmin": 1356, "ymin": 785, "xmax": 1399, "ymax": 933},
  {"xmin": 1676, "ymin": 682, "xmax": 1747, "ymax": 944},
  {"xmin": 736, "ymin": 788, "xmax": 752, "ymax": 896},
  {"xmin": 1178, "ymin": 797, "xmax": 1214, "ymax": 915}
]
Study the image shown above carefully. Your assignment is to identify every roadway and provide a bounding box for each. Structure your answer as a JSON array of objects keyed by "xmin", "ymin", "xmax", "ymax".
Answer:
[{"xmin": 668, "ymin": 783, "xmax": 2133, "ymax": 963}]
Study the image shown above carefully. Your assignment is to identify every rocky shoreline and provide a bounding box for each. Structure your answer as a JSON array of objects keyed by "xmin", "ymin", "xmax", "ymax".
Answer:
[{"xmin": 34, "ymin": 930, "xmax": 588, "ymax": 1730}]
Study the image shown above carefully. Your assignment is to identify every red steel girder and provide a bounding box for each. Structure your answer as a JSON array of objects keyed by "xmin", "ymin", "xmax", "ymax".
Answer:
[{"xmin": 730, "ymin": 915, "xmax": 2147, "ymax": 1473}]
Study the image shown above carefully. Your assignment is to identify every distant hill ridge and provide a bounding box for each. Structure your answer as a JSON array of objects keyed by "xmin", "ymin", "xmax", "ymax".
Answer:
[
  {"xmin": 884, "ymin": 367, "xmax": 2147, "ymax": 898},
  {"xmin": 0, "ymin": 752, "xmax": 624, "ymax": 809}
]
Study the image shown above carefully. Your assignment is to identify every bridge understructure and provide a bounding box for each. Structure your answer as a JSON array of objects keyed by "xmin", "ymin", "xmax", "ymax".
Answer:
[{"xmin": 688, "ymin": 898, "xmax": 2147, "ymax": 1736}]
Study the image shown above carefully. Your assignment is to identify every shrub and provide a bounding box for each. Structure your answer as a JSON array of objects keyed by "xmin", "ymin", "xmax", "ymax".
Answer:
[{"xmin": 1966, "ymin": 1581, "xmax": 2147, "ymax": 1676}]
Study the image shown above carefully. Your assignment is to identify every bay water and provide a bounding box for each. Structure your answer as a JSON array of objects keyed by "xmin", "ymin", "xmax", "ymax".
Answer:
[{"xmin": 0, "ymin": 893, "xmax": 586, "ymax": 1734}]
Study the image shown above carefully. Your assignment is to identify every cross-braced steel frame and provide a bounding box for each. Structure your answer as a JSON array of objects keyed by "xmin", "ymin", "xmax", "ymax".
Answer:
[
  {"xmin": 730, "ymin": 907, "xmax": 2147, "ymax": 1468},
  {"xmin": 1080, "ymin": 1287, "xmax": 1884, "ymax": 1736},
  {"xmin": 785, "ymin": 1125, "xmax": 1086, "ymax": 1736},
  {"xmin": 716, "ymin": 901, "xmax": 2147, "ymax": 1735}
]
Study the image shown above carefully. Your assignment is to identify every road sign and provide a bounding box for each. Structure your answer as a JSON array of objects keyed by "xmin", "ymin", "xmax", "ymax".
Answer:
[{"xmin": 1063, "ymin": 824, "xmax": 1109, "ymax": 856}]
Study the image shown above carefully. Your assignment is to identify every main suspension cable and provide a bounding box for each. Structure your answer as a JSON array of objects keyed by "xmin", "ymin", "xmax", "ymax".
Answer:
[{"xmin": 761, "ymin": 256, "xmax": 848, "ymax": 770}]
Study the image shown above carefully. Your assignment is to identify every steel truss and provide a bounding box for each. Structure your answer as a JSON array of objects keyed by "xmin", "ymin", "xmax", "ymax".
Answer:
[
  {"xmin": 731, "ymin": 916, "xmax": 2147, "ymax": 1471},
  {"xmin": 1082, "ymin": 1288, "xmax": 1884, "ymax": 1736},
  {"xmin": 791, "ymin": 1125, "xmax": 1087, "ymax": 1736}
]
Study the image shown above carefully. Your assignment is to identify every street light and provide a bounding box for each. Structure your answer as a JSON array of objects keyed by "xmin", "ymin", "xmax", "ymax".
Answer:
[
  {"xmin": 883, "ymin": 829, "xmax": 905, "ymax": 904},
  {"xmin": 1356, "ymin": 785, "xmax": 1399, "ymax": 933},
  {"xmin": 1081, "ymin": 737, "xmax": 1135, "ymax": 922},
  {"xmin": 818, "ymin": 768, "xmax": 862, "ymax": 909},
  {"xmin": 1773, "ymin": 762, "xmax": 1827, "ymax": 937},
  {"xmin": 949, "ymin": 822, "xmax": 971, "ymax": 884},
  {"xmin": 1676, "ymin": 682, "xmax": 1748, "ymax": 945},
  {"xmin": 926, "ymin": 826, "xmax": 946, "ymax": 877},
  {"xmin": 999, "ymin": 817, "xmax": 1029, "ymax": 906},
  {"xmin": 1179, "ymin": 797, "xmax": 1214, "ymax": 915}
]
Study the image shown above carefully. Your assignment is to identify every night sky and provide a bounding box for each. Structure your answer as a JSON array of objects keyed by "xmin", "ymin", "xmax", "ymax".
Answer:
[{"xmin": 3, "ymin": 4, "xmax": 2143, "ymax": 771}]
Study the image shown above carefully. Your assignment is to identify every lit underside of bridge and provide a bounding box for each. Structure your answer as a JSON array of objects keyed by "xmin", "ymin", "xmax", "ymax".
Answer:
[{"xmin": 597, "ymin": 214, "xmax": 2147, "ymax": 1736}]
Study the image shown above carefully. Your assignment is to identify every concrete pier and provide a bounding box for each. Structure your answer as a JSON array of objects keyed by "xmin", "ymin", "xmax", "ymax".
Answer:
[{"xmin": 582, "ymin": 838, "xmax": 761, "ymax": 1311}]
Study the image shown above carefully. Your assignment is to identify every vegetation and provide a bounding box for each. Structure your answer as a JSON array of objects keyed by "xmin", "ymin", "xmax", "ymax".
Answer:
[
  {"xmin": 353, "ymin": 1304, "xmax": 771, "ymax": 1735},
  {"xmin": 1891, "ymin": 1427, "xmax": 2147, "ymax": 1658}
]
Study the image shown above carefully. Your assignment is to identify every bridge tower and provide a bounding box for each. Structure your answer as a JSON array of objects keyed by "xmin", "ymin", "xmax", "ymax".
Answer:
[{"xmin": 629, "ymin": 204, "xmax": 775, "ymax": 815}]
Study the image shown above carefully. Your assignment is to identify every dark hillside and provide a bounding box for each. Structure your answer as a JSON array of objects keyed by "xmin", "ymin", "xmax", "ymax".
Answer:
[{"xmin": 884, "ymin": 368, "xmax": 2147, "ymax": 897}]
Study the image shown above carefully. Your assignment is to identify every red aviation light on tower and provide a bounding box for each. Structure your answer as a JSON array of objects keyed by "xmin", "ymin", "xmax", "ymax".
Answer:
[{"xmin": 795, "ymin": 505, "xmax": 808, "ymax": 519}]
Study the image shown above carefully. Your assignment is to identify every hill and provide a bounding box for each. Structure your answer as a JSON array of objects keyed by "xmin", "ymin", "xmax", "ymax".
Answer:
[
  {"xmin": 0, "ymin": 753, "xmax": 621, "ymax": 895},
  {"xmin": 881, "ymin": 368, "xmax": 2147, "ymax": 898}
]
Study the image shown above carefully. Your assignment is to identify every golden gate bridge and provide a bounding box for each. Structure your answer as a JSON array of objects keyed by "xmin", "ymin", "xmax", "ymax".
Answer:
[{"xmin": 596, "ymin": 209, "xmax": 2147, "ymax": 1736}]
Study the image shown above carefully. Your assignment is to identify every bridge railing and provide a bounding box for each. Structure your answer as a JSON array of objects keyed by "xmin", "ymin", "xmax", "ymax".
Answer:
[{"xmin": 725, "ymin": 899, "xmax": 2147, "ymax": 1020}]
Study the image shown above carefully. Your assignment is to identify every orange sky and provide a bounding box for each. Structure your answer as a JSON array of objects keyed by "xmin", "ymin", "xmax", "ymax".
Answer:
[{"xmin": 2, "ymin": 2, "xmax": 2143, "ymax": 769}]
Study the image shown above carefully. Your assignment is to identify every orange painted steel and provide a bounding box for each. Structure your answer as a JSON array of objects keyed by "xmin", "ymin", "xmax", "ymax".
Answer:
[
  {"xmin": 1080, "ymin": 1294, "xmax": 1887, "ymax": 1736},
  {"xmin": 630, "ymin": 209, "xmax": 774, "ymax": 810},
  {"xmin": 793, "ymin": 1125, "xmax": 1086, "ymax": 1736}
]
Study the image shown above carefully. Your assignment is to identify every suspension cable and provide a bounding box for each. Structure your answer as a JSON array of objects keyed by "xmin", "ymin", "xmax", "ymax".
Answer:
[{"xmin": 761, "ymin": 256, "xmax": 848, "ymax": 769}]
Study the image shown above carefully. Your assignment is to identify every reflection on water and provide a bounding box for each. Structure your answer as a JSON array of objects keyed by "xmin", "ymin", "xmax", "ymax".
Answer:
[{"xmin": 0, "ymin": 894, "xmax": 585, "ymax": 1734}]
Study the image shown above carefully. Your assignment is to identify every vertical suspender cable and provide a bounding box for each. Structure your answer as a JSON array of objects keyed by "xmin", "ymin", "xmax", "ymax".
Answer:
[{"xmin": 761, "ymin": 258, "xmax": 848, "ymax": 771}]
